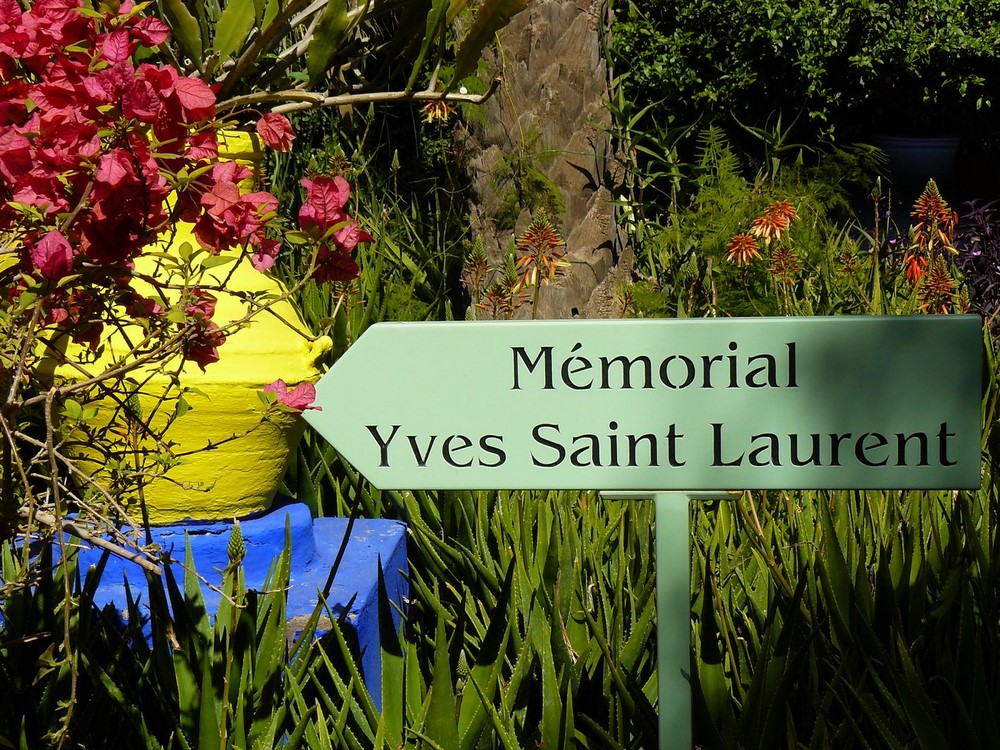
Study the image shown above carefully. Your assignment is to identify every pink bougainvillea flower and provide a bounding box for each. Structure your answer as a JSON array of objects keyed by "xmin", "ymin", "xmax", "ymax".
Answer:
[
  {"xmin": 250, "ymin": 236, "xmax": 282, "ymax": 272},
  {"xmin": 30, "ymin": 229, "xmax": 74, "ymax": 280},
  {"xmin": 332, "ymin": 220, "xmax": 374, "ymax": 252},
  {"xmin": 101, "ymin": 27, "xmax": 134, "ymax": 63},
  {"xmin": 31, "ymin": 72, "xmax": 79, "ymax": 112},
  {"xmin": 95, "ymin": 147, "xmax": 137, "ymax": 189},
  {"xmin": 181, "ymin": 289, "xmax": 225, "ymax": 369},
  {"xmin": 298, "ymin": 176, "xmax": 350, "ymax": 234},
  {"xmin": 184, "ymin": 129, "xmax": 219, "ymax": 161},
  {"xmin": 131, "ymin": 17, "xmax": 170, "ymax": 47},
  {"xmin": 171, "ymin": 76, "xmax": 216, "ymax": 122},
  {"xmin": 0, "ymin": 128, "xmax": 32, "ymax": 183},
  {"xmin": 70, "ymin": 319, "xmax": 104, "ymax": 351},
  {"xmin": 210, "ymin": 159, "xmax": 253, "ymax": 187},
  {"xmin": 185, "ymin": 289, "xmax": 217, "ymax": 320},
  {"xmin": 0, "ymin": 0, "xmax": 360, "ymax": 379},
  {"xmin": 121, "ymin": 291, "xmax": 164, "ymax": 318},
  {"xmin": 201, "ymin": 179, "xmax": 243, "ymax": 221},
  {"xmin": 256, "ymin": 113, "xmax": 296, "ymax": 152},
  {"xmin": 62, "ymin": 287, "xmax": 103, "ymax": 350},
  {"xmin": 191, "ymin": 162, "xmax": 280, "ymax": 260},
  {"xmin": 264, "ymin": 379, "xmax": 320, "ymax": 411},
  {"xmin": 240, "ymin": 190, "xmax": 279, "ymax": 225}
]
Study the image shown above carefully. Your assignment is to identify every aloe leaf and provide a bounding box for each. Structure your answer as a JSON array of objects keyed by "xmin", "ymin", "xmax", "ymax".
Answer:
[
  {"xmin": 295, "ymin": 448, "xmax": 322, "ymax": 516},
  {"xmin": 935, "ymin": 676, "xmax": 982, "ymax": 750},
  {"xmin": 284, "ymin": 700, "xmax": 318, "ymax": 749},
  {"xmin": 164, "ymin": 544, "xmax": 210, "ymax": 743},
  {"xmin": 182, "ymin": 537, "xmax": 213, "ymax": 649},
  {"xmin": 252, "ymin": 544, "xmax": 290, "ymax": 698},
  {"xmin": 306, "ymin": 0, "xmax": 350, "ymax": 85},
  {"xmin": 838, "ymin": 680, "xmax": 905, "ymax": 750},
  {"xmin": 196, "ymin": 644, "xmax": 221, "ymax": 749},
  {"xmin": 577, "ymin": 713, "xmax": 628, "ymax": 750},
  {"xmin": 581, "ymin": 604, "xmax": 660, "ymax": 739},
  {"xmin": 450, "ymin": 0, "xmax": 527, "ymax": 87},
  {"xmin": 332, "ymin": 681, "xmax": 354, "ymax": 747},
  {"xmin": 159, "ymin": 0, "xmax": 204, "ymax": 67},
  {"xmin": 313, "ymin": 646, "xmax": 374, "ymax": 748},
  {"xmin": 892, "ymin": 635, "xmax": 949, "ymax": 750},
  {"xmin": 377, "ymin": 563, "xmax": 404, "ymax": 746},
  {"xmin": 213, "ymin": 0, "xmax": 257, "ymax": 60},
  {"xmin": 842, "ymin": 680, "xmax": 904, "ymax": 750},
  {"xmin": 532, "ymin": 609, "xmax": 563, "ymax": 749},
  {"xmin": 78, "ymin": 648, "xmax": 150, "ymax": 741},
  {"xmin": 319, "ymin": 703, "xmax": 343, "ymax": 750},
  {"xmin": 817, "ymin": 499, "xmax": 854, "ymax": 648},
  {"xmin": 231, "ymin": 676, "xmax": 250, "ymax": 748},
  {"xmin": 458, "ymin": 563, "xmax": 515, "ymax": 749},
  {"xmin": 390, "ymin": 623, "xmax": 420, "ymax": 721},
  {"xmin": 463, "ymin": 669, "xmax": 520, "ymax": 750},
  {"xmin": 317, "ymin": 608, "xmax": 382, "ymax": 733},
  {"xmin": 425, "ymin": 614, "xmax": 460, "ymax": 748},
  {"xmin": 693, "ymin": 563, "xmax": 736, "ymax": 735},
  {"xmin": 738, "ymin": 584, "xmax": 810, "ymax": 750},
  {"xmin": 404, "ymin": 0, "xmax": 450, "ymax": 92}
]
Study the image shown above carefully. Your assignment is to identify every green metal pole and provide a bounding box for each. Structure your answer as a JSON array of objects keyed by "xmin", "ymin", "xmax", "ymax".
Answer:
[{"xmin": 654, "ymin": 491, "xmax": 692, "ymax": 750}]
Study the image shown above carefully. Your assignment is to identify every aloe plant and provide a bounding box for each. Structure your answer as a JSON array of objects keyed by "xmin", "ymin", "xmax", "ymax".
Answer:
[
  {"xmin": 297, "ymin": 462, "xmax": 662, "ymax": 748},
  {"xmin": 687, "ymin": 329, "xmax": 999, "ymax": 748}
]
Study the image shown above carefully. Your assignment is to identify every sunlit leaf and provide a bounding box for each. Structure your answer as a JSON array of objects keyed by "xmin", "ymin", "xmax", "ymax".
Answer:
[
  {"xmin": 450, "ymin": 0, "xmax": 527, "ymax": 87},
  {"xmin": 158, "ymin": 0, "xmax": 203, "ymax": 66},
  {"xmin": 306, "ymin": 0, "xmax": 350, "ymax": 85},
  {"xmin": 213, "ymin": 0, "xmax": 257, "ymax": 60}
]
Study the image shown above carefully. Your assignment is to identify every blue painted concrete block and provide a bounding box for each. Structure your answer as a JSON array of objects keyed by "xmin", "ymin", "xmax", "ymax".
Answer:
[{"xmin": 74, "ymin": 501, "xmax": 407, "ymax": 710}]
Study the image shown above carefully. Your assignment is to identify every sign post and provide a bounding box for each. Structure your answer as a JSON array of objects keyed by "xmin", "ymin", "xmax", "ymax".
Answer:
[
  {"xmin": 600, "ymin": 491, "xmax": 736, "ymax": 750},
  {"xmin": 304, "ymin": 316, "xmax": 982, "ymax": 748}
]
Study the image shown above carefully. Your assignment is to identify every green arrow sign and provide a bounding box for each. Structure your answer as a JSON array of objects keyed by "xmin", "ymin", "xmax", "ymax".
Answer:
[{"xmin": 304, "ymin": 316, "xmax": 982, "ymax": 490}]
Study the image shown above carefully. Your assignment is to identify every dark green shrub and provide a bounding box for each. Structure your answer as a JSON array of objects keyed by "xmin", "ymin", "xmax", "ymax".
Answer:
[{"xmin": 612, "ymin": 0, "xmax": 1000, "ymax": 143}]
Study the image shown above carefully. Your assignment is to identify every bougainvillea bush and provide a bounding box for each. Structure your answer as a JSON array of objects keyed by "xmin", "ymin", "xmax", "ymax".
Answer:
[{"xmin": 0, "ymin": 0, "xmax": 369, "ymax": 565}]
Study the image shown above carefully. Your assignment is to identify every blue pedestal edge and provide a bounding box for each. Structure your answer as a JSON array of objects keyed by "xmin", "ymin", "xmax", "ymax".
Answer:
[{"xmin": 74, "ymin": 500, "xmax": 408, "ymax": 711}]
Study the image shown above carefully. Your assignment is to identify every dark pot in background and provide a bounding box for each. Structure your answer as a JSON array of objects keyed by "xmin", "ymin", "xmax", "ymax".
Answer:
[{"xmin": 874, "ymin": 135, "xmax": 961, "ymax": 209}]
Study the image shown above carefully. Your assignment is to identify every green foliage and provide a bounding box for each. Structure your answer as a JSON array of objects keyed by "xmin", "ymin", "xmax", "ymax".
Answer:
[
  {"xmin": 608, "ymin": 83, "xmax": 1000, "ymax": 745},
  {"xmin": 690, "ymin": 334, "xmax": 1000, "ymax": 746},
  {"xmin": 0, "ymin": 529, "xmax": 295, "ymax": 747},
  {"xmin": 305, "ymin": 472, "xmax": 661, "ymax": 748},
  {"xmin": 612, "ymin": 0, "xmax": 858, "ymax": 138},
  {"xmin": 267, "ymin": 104, "xmax": 471, "ymax": 344},
  {"xmin": 154, "ymin": 0, "xmax": 525, "ymax": 103},
  {"xmin": 0, "ymin": 485, "xmax": 663, "ymax": 748},
  {"xmin": 489, "ymin": 128, "xmax": 565, "ymax": 232},
  {"xmin": 624, "ymin": 128, "xmax": 887, "ymax": 318},
  {"xmin": 847, "ymin": 0, "xmax": 1000, "ymax": 135},
  {"xmin": 611, "ymin": 0, "xmax": 1000, "ymax": 142}
]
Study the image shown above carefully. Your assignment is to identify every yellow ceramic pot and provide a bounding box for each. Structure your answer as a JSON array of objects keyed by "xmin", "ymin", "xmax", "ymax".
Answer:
[{"xmin": 52, "ymin": 132, "xmax": 330, "ymax": 524}]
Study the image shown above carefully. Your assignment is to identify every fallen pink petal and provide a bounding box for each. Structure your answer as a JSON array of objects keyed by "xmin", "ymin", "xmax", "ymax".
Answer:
[{"xmin": 264, "ymin": 379, "xmax": 320, "ymax": 411}]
